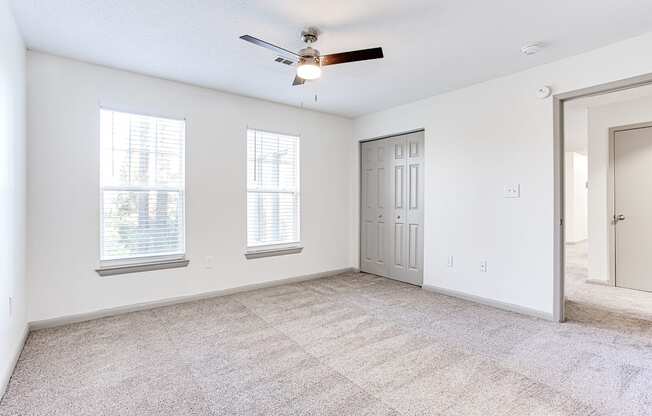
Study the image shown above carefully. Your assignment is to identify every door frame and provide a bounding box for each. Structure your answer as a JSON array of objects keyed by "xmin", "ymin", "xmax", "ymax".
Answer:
[
  {"xmin": 553, "ymin": 73, "xmax": 652, "ymax": 322},
  {"xmin": 358, "ymin": 128, "xmax": 425, "ymax": 278},
  {"xmin": 608, "ymin": 121, "xmax": 652, "ymax": 288}
]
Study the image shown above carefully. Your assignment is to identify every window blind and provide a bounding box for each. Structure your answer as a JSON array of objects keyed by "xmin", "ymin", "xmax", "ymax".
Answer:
[
  {"xmin": 100, "ymin": 109, "xmax": 186, "ymax": 262},
  {"xmin": 247, "ymin": 129, "xmax": 300, "ymax": 248}
]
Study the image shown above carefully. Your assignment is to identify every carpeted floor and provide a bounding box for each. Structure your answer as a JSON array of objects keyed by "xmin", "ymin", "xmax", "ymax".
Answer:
[
  {"xmin": 1, "ymin": 272, "xmax": 652, "ymax": 415},
  {"xmin": 565, "ymin": 241, "xmax": 652, "ymax": 322}
]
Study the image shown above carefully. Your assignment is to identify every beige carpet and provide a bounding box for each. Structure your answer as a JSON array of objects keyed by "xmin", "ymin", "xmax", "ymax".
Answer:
[
  {"xmin": 565, "ymin": 241, "xmax": 652, "ymax": 322},
  {"xmin": 1, "ymin": 272, "xmax": 651, "ymax": 415}
]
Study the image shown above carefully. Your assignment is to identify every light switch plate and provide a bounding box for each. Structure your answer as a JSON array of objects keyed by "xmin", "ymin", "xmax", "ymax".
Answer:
[{"xmin": 503, "ymin": 184, "xmax": 520, "ymax": 198}]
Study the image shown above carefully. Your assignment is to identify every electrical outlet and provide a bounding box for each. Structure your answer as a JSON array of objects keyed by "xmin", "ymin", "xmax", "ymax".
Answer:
[
  {"xmin": 503, "ymin": 184, "xmax": 520, "ymax": 198},
  {"xmin": 480, "ymin": 260, "xmax": 488, "ymax": 272},
  {"xmin": 205, "ymin": 256, "xmax": 215, "ymax": 269},
  {"xmin": 447, "ymin": 256, "xmax": 454, "ymax": 268}
]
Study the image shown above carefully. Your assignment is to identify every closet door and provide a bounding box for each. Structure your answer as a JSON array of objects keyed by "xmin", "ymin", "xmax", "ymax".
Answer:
[
  {"xmin": 403, "ymin": 131, "xmax": 424, "ymax": 285},
  {"xmin": 361, "ymin": 132, "xmax": 424, "ymax": 286},
  {"xmin": 387, "ymin": 135, "xmax": 408, "ymax": 281},
  {"xmin": 360, "ymin": 140, "xmax": 388, "ymax": 276},
  {"xmin": 387, "ymin": 131, "xmax": 424, "ymax": 286}
]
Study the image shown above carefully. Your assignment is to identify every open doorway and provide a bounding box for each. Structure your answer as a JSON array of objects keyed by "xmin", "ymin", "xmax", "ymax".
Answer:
[{"xmin": 561, "ymin": 83, "xmax": 652, "ymax": 322}]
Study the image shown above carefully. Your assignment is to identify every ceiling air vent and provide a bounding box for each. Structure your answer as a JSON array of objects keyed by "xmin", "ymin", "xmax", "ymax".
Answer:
[{"xmin": 274, "ymin": 56, "xmax": 295, "ymax": 66}]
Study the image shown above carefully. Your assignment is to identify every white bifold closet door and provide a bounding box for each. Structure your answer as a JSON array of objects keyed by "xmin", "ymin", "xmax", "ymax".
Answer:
[{"xmin": 361, "ymin": 131, "xmax": 424, "ymax": 286}]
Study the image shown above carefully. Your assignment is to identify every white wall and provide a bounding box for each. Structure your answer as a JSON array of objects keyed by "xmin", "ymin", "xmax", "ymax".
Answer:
[
  {"xmin": 27, "ymin": 52, "xmax": 354, "ymax": 322},
  {"xmin": 563, "ymin": 105, "xmax": 589, "ymax": 243},
  {"xmin": 0, "ymin": 0, "xmax": 26, "ymax": 399},
  {"xmin": 563, "ymin": 105, "xmax": 588, "ymax": 154},
  {"xmin": 352, "ymin": 32, "xmax": 652, "ymax": 316},
  {"xmin": 587, "ymin": 95, "xmax": 652, "ymax": 282},
  {"xmin": 564, "ymin": 152, "xmax": 588, "ymax": 243}
]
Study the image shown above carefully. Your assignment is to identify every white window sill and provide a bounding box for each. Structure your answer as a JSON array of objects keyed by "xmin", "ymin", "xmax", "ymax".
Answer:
[
  {"xmin": 96, "ymin": 258, "xmax": 189, "ymax": 276},
  {"xmin": 244, "ymin": 245, "xmax": 303, "ymax": 259}
]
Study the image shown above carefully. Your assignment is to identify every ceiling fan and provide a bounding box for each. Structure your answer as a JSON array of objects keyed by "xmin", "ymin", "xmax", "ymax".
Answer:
[{"xmin": 240, "ymin": 27, "xmax": 384, "ymax": 86}]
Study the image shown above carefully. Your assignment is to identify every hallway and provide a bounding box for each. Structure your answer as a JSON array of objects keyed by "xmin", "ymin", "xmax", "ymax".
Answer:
[{"xmin": 565, "ymin": 241, "xmax": 652, "ymax": 322}]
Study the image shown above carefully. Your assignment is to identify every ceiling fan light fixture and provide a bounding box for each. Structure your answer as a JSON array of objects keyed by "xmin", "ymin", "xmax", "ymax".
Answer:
[
  {"xmin": 296, "ymin": 58, "xmax": 321, "ymax": 80},
  {"xmin": 239, "ymin": 30, "xmax": 384, "ymax": 87}
]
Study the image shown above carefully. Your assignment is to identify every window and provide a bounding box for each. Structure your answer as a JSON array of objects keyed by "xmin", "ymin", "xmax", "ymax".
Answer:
[
  {"xmin": 246, "ymin": 129, "xmax": 301, "ymax": 252},
  {"xmin": 100, "ymin": 109, "xmax": 186, "ymax": 265}
]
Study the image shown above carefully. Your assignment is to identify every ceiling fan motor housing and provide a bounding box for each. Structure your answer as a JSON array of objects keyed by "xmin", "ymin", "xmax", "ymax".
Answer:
[
  {"xmin": 301, "ymin": 27, "xmax": 319, "ymax": 44},
  {"xmin": 299, "ymin": 47, "xmax": 320, "ymax": 59}
]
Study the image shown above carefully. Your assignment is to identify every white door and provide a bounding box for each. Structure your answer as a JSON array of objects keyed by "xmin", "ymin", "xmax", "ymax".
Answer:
[
  {"xmin": 360, "ymin": 140, "xmax": 388, "ymax": 276},
  {"xmin": 360, "ymin": 131, "xmax": 424, "ymax": 286},
  {"xmin": 614, "ymin": 125, "xmax": 652, "ymax": 292}
]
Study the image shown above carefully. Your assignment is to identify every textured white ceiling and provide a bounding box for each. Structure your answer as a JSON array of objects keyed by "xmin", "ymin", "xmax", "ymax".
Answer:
[{"xmin": 11, "ymin": 0, "xmax": 652, "ymax": 117}]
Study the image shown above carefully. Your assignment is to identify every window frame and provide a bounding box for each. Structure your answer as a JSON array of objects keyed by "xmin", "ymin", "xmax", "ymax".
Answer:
[
  {"xmin": 244, "ymin": 127, "xmax": 303, "ymax": 258},
  {"xmin": 97, "ymin": 107, "xmax": 189, "ymax": 271}
]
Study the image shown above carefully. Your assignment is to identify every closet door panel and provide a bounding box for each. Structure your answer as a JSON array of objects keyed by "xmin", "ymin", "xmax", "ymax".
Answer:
[{"xmin": 360, "ymin": 140, "xmax": 388, "ymax": 275}]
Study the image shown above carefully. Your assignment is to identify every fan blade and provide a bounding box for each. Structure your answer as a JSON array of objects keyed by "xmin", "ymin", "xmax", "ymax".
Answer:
[
  {"xmin": 292, "ymin": 75, "xmax": 305, "ymax": 86},
  {"xmin": 240, "ymin": 35, "xmax": 299, "ymax": 58},
  {"xmin": 320, "ymin": 47, "xmax": 384, "ymax": 66}
]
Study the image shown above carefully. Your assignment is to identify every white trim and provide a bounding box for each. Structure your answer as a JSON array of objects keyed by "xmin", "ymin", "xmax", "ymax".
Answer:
[
  {"xmin": 586, "ymin": 278, "xmax": 612, "ymax": 287},
  {"xmin": 358, "ymin": 128, "xmax": 426, "ymax": 143},
  {"xmin": 553, "ymin": 95, "xmax": 565, "ymax": 322},
  {"xmin": 245, "ymin": 126, "xmax": 301, "ymax": 140},
  {"xmin": 96, "ymin": 258, "xmax": 190, "ymax": 276},
  {"xmin": 100, "ymin": 253, "xmax": 186, "ymax": 268},
  {"xmin": 246, "ymin": 241, "xmax": 301, "ymax": 250},
  {"xmin": 30, "ymin": 268, "xmax": 356, "ymax": 330},
  {"xmin": 0, "ymin": 324, "xmax": 29, "ymax": 402},
  {"xmin": 422, "ymin": 284, "xmax": 554, "ymax": 321},
  {"xmin": 244, "ymin": 245, "xmax": 303, "ymax": 259},
  {"xmin": 565, "ymin": 239, "xmax": 587, "ymax": 245},
  {"xmin": 98, "ymin": 104, "xmax": 186, "ymax": 123},
  {"xmin": 101, "ymin": 185, "xmax": 184, "ymax": 192}
]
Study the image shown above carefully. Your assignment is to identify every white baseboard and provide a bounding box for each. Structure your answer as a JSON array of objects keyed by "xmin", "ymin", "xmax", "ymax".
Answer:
[
  {"xmin": 422, "ymin": 284, "xmax": 554, "ymax": 321},
  {"xmin": 565, "ymin": 239, "xmax": 588, "ymax": 245},
  {"xmin": 29, "ymin": 267, "xmax": 356, "ymax": 331},
  {"xmin": 585, "ymin": 278, "xmax": 613, "ymax": 287},
  {"xmin": 0, "ymin": 324, "xmax": 29, "ymax": 402}
]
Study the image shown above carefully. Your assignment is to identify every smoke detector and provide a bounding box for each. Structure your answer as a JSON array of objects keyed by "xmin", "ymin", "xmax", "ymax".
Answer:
[
  {"xmin": 521, "ymin": 42, "xmax": 543, "ymax": 56},
  {"xmin": 536, "ymin": 85, "xmax": 552, "ymax": 99}
]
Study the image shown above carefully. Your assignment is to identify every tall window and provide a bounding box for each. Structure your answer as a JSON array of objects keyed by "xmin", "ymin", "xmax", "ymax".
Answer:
[
  {"xmin": 100, "ymin": 109, "xmax": 186, "ymax": 263},
  {"xmin": 246, "ymin": 129, "xmax": 300, "ymax": 249}
]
